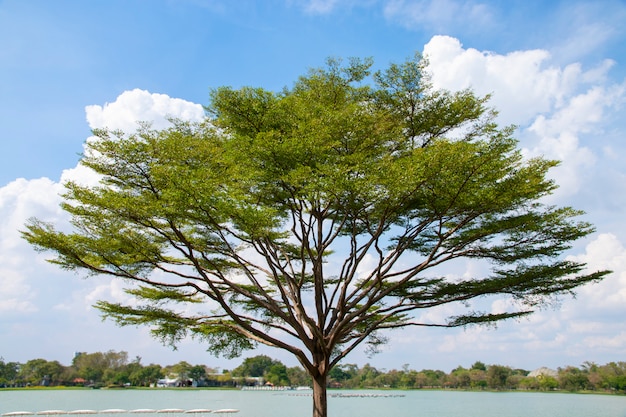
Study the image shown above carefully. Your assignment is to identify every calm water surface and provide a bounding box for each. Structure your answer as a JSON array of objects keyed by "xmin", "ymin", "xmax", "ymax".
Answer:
[{"xmin": 1, "ymin": 389, "xmax": 625, "ymax": 417}]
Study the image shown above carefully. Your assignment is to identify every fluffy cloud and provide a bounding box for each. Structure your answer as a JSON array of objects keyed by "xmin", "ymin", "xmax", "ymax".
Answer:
[
  {"xmin": 567, "ymin": 233, "xmax": 626, "ymax": 311},
  {"xmin": 514, "ymin": 232, "xmax": 626, "ymax": 361},
  {"xmin": 85, "ymin": 88, "xmax": 205, "ymax": 132},
  {"xmin": 424, "ymin": 35, "xmax": 601, "ymax": 125},
  {"xmin": 423, "ymin": 35, "xmax": 626, "ymax": 198},
  {"xmin": 0, "ymin": 178, "xmax": 64, "ymax": 315}
]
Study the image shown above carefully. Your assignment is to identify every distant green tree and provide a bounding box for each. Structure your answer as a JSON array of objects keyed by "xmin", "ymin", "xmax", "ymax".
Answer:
[
  {"xmin": 423, "ymin": 369, "xmax": 446, "ymax": 387},
  {"xmin": 17, "ymin": 358, "xmax": 45, "ymax": 385},
  {"xmin": 558, "ymin": 366, "xmax": 589, "ymax": 391},
  {"xmin": 104, "ymin": 367, "xmax": 130, "ymax": 386},
  {"xmin": 213, "ymin": 371, "xmax": 235, "ymax": 387},
  {"xmin": 375, "ymin": 369, "xmax": 399, "ymax": 388},
  {"xmin": 487, "ymin": 365, "xmax": 511, "ymax": 389},
  {"xmin": 328, "ymin": 364, "xmax": 359, "ymax": 388},
  {"xmin": 450, "ymin": 366, "xmax": 471, "ymax": 388},
  {"xmin": 398, "ymin": 369, "xmax": 418, "ymax": 389},
  {"xmin": 471, "ymin": 361, "xmax": 487, "ymax": 371},
  {"xmin": 168, "ymin": 361, "xmax": 192, "ymax": 384},
  {"xmin": 188, "ymin": 365, "xmax": 207, "ymax": 383},
  {"xmin": 0, "ymin": 359, "xmax": 20, "ymax": 386},
  {"xmin": 232, "ymin": 355, "xmax": 277, "ymax": 378},
  {"xmin": 469, "ymin": 369, "xmax": 487, "ymax": 389},
  {"xmin": 17, "ymin": 359, "xmax": 64, "ymax": 386},
  {"xmin": 131, "ymin": 364, "xmax": 164, "ymax": 387},
  {"xmin": 598, "ymin": 362, "xmax": 626, "ymax": 392},
  {"xmin": 358, "ymin": 364, "xmax": 381, "ymax": 388},
  {"xmin": 328, "ymin": 364, "xmax": 354, "ymax": 384},
  {"xmin": 73, "ymin": 351, "xmax": 129, "ymax": 384},
  {"xmin": 123, "ymin": 360, "xmax": 144, "ymax": 385},
  {"xmin": 611, "ymin": 375, "xmax": 626, "ymax": 392},
  {"xmin": 539, "ymin": 375, "xmax": 558, "ymax": 391},
  {"xmin": 287, "ymin": 366, "xmax": 311, "ymax": 387},
  {"xmin": 518, "ymin": 376, "xmax": 540, "ymax": 390},
  {"xmin": 266, "ymin": 363, "xmax": 290, "ymax": 386}
]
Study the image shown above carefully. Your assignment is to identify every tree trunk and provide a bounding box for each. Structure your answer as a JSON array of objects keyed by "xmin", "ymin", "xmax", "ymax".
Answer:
[{"xmin": 312, "ymin": 369, "xmax": 328, "ymax": 417}]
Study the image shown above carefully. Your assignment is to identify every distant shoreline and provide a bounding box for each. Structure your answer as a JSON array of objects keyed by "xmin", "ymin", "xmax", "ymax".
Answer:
[{"xmin": 0, "ymin": 386, "xmax": 622, "ymax": 396}]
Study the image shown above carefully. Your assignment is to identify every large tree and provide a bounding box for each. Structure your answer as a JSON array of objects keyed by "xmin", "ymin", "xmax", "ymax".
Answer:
[{"xmin": 24, "ymin": 55, "xmax": 607, "ymax": 417}]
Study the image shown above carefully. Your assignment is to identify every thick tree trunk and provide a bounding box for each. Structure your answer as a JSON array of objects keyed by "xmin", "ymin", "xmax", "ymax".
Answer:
[{"xmin": 312, "ymin": 369, "xmax": 328, "ymax": 417}]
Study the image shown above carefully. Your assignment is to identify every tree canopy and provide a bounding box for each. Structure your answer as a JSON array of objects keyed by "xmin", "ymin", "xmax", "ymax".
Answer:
[{"xmin": 23, "ymin": 54, "xmax": 608, "ymax": 417}]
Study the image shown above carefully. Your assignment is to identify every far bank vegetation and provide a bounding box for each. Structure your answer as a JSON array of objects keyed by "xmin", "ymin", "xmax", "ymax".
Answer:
[{"xmin": 1, "ymin": 352, "xmax": 625, "ymax": 394}]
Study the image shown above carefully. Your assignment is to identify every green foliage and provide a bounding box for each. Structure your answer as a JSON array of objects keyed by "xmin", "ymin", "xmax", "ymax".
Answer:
[
  {"xmin": 265, "ymin": 363, "xmax": 290, "ymax": 386},
  {"xmin": 329, "ymin": 364, "xmax": 358, "ymax": 383},
  {"xmin": 188, "ymin": 365, "xmax": 208, "ymax": 382},
  {"xmin": 232, "ymin": 355, "xmax": 278, "ymax": 378},
  {"xmin": 558, "ymin": 366, "xmax": 590, "ymax": 391},
  {"xmin": 596, "ymin": 361, "xmax": 626, "ymax": 392},
  {"xmin": 471, "ymin": 361, "xmax": 487, "ymax": 371},
  {"xmin": 539, "ymin": 375, "xmax": 559, "ymax": 391},
  {"xmin": 286, "ymin": 366, "xmax": 312, "ymax": 387},
  {"xmin": 486, "ymin": 365, "xmax": 511, "ymax": 389},
  {"xmin": 72, "ymin": 351, "xmax": 131, "ymax": 385},
  {"xmin": 230, "ymin": 355, "xmax": 295, "ymax": 386},
  {"xmin": 0, "ymin": 359, "xmax": 20, "ymax": 386}
]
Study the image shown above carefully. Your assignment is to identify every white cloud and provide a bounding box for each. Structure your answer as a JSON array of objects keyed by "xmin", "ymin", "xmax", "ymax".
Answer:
[
  {"xmin": 423, "ymin": 35, "xmax": 626, "ymax": 198},
  {"xmin": 424, "ymin": 35, "xmax": 582, "ymax": 125},
  {"xmin": 525, "ymin": 81, "xmax": 626, "ymax": 198},
  {"xmin": 567, "ymin": 233, "xmax": 626, "ymax": 310},
  {"xmin": 85, "ymin": 88, "xmax": 205, "ymax": 132},
  {"xmin": 53, "ymin": 278, "xmax": 137, "ymax": 313},
  {"xmin": 524, "ymin": 130, "xmax": 595, "ymax": 198},
  {"xmin": 0, "ymin": 177, "xmax": 65, "ymax": 315},
  {"xmin": 529, "ymin": 84, "xmax": 625, "ymax": 138},
  {"xmin": 0, "ymin": 177, "xmax": 64, "ymax": 241},
  {"xmin": 583, "ymin": 331, "xmax": 626, "ymax": 351}
]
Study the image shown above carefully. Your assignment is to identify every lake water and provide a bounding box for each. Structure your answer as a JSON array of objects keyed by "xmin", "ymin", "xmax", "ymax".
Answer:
[{"xmin": 1, "ymin": 389, "xmax": 625, "ymax": 417}]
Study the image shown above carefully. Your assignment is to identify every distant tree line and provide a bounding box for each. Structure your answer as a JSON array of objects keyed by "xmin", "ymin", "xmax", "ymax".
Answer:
[
  {"xmin": 327, "ymin": 361, "xmax": 626, "ymax": 393},
  {"xmin": 1, "ymin": 353, "xmax": 625, "ymax": 393},
  {"xmin": 0, "ymin": 352, "xmax": 308, "ymax": 389}
]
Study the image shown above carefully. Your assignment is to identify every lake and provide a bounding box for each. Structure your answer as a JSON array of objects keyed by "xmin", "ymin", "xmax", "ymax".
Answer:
[{"xmin": 1, "ymin": 389, "xmax": 625, "ymax": 417}]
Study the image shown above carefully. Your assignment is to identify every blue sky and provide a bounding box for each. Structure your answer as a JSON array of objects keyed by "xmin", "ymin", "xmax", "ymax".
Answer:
[
  {"xmin": 3, "ymin": 0, "xmax": 623, "ymax": 186},
  {"xmin": 1, "ymin": 0, "xmax": 626, "ymax": 373}
]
